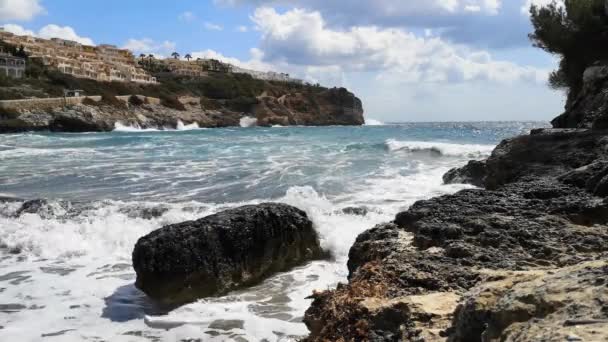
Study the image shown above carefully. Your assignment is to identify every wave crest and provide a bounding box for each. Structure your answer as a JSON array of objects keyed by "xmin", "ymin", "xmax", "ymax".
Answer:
[{"xmin": 385, "ymin": 139, "xmax": 495, "ymax": 158}]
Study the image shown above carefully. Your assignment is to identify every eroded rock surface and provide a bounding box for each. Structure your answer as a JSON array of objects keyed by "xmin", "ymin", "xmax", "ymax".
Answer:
[{"xmin": 304, "ymin": 128, "xmax": 608, "ymax": 341}]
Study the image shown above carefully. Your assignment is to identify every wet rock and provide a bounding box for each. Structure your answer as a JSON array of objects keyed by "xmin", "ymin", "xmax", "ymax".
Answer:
[
  {"xmin": 443, "ymin": 160, "xmax": 487, "ymax": 187},
  {"xmin": 304, "ymin": 128, "xmax": 608, "ymax": 341},
  {"xmin": 132, "ymin": 203, "xmax": 326, "ymax": 306},
  {"xmin": 15, "ymin": 199, "xmax": 53, "ymax": 217}
]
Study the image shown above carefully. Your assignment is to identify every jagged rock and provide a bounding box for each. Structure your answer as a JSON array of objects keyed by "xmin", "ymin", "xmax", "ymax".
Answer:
[
  {"xmin": 304, "ymin": 128, "xmax": 608, "ymax": 341},
  {"xmin": 483, "ymin": 129, "xmax": 608, "ymax": 189},
  {"xmin": 552, "ymin": 63, "xmax": 608, "ymax": 129},
  {"xmin": 0, "ymin": 87, "xmax": 365, "ymax": 132},
  {"xmin": 443, "ymin": 160, "xmax": 486, "ymax": 187},
  {"xmin": 450, "ymin": 261, "xmax": 608, "ymax": 342},
  {"xmin": 254, "ymin": 87, "xmax": 364, "ymax": 127},
  {"xmin": 132, "ymin": 203, "xmax": 326, "ymax": 306}
]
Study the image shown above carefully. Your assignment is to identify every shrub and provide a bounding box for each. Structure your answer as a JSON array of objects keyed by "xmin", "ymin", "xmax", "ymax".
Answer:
[
  {"xmin": 200, "ymin": 97, "xmax": 222, "ymax": 110},
  {"xmin": 82, "ymin": 97, "xmax": 98, "ymax": 106},
  {"xmin": 529, "ymin": 0, "xmax": 608, "ymax": 102},
  {"xmin": 160, "ymin": 95, "xmax": 186, "ymax": 111},
  {"xmin": 128, "ymin": 95, "xmax": 145, "ymax": 106},
  {"xmin": 226, "ymin": 96, "xmax": 259, "ymax": 113},
  {"xmin": 99, "ymin": 92, "xmax": 127, "ymax": 109}
]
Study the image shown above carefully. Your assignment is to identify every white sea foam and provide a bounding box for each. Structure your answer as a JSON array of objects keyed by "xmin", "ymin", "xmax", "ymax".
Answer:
[
  {"xmin": 240, "ymin": 116, "xmax": 258, "ymax": 128},
  {"xmin": 0, "ymin": 172, "xmax": 466, "ymax": 341},
  {"xmin": 176, "ymin": 120, "xmax": 202, "ymax": 131},
  {"xmin": 364, "ymin": 118, "xmax": 385, "ymax": 126},
  {"xmin": 385, "ymin": 139, "xmax": 495, "ymax": 158},
  {"xmin": 113, "ymin": 122, "xmax": 160, "ymax": 132}
]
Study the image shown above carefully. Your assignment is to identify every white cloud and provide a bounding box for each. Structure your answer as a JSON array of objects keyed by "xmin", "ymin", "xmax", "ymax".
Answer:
[
  {"xmin": 236, "ymin": 25, "xmax": 249, "ymax": 32},
  {"xmin": 0, "ymin": 0, "xmax": 44, "ymax": 21},
  {"xmin": 1, "ymin": 23, "xmax": 34, "ymax": 36},
  {"xmin": 123, "ymin": 38, "xmax": 176, "ymax": 57},
  {"xmin": 37, "ymin": 24, "xmax": 94, "ymax": 45},
  {"xmin": 217, "ymin": 0, "xmax": 502, "ymax": 16},
  {"xmin": 251, "ymin": 7, "xmax": 547, "ymax": 85},
  {"xmin": 179, "ymin": 11, "xmax": 196, "ymax": 22},
  {"xmin": 2, "ymin": 23, "xmax": 94, "ymax": 45},
  {"xmin": 204, "ymin": 22, "xmax": 223, "ymax": 31}
]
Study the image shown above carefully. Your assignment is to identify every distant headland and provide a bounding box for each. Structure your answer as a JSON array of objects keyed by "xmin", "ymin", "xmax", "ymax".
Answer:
[{"xmin": 0, "ymin": 27, "xmax": 365, "ymax": 132}]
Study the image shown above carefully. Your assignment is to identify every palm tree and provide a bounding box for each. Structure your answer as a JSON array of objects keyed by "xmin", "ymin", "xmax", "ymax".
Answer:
[
  {"xmin": 185, "ymin": 54, "xmax": 192, "ymax": 61},
  {"xmin": 171, "ymin": 52, "xmax": 180, "ymax": 60},
  {"xmin": 139, "ymin": 53, "xmax": 146, "ymax": 62}
]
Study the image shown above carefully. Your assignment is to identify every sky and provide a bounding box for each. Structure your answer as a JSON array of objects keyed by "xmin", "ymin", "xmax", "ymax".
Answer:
[{"xmin": 0, "ymin": 0, "xmax": 565, "ymax": 122}]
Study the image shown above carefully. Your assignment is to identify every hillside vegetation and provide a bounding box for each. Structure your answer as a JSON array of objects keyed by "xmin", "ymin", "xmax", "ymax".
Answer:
[{"xmin": 0, "ymin": 57, "xmax": 327, "ymax": 114}]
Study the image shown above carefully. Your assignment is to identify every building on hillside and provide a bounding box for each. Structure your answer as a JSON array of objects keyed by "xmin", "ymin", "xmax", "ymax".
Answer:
[
  {"xmin": 157, "ymin": 58, "xmax": 233, "ymax": 77},
  {"xmin": 0, "ymin": 28, "xmax": 156, "ymax": 84},
  {"xmin": 232, "ymin": 66, "xmax": 303, "ymax": 84},
  {"xmin": 0, "ymin": 49, "xmax": 26, "ymax": 78}
]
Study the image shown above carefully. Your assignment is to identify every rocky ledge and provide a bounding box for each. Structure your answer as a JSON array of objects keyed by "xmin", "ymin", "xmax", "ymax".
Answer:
[
  {"xmin": 304, "ymin": 128, "xmax": 608, "ymax": 341},
  {"xmin": 132, "ymin": 203, "xmax": 326, "ymax": 307},
  {"xmin": 0, "ymin": 87, "xmax": 364, "ymax": 133}
]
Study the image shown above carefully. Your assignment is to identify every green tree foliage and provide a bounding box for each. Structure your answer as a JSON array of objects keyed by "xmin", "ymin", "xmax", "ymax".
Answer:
[{"xmin": 529, "ymin": 0, "xmax": 608, "ymax": 102}]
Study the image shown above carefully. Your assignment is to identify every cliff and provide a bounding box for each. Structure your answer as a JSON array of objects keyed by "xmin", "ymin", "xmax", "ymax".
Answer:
[
  {"xmin": 303, "ymin": 77, "xmax": 608, "ymax": 341},
  {"xmin": 0, "ymin": 71, "xmax": 364, "ymax": 132}
]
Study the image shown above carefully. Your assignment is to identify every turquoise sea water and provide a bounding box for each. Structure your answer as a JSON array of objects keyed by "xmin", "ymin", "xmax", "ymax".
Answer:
[{"xmin": 0, "ymin": 122, "xmax": 546, "ymax": 341}]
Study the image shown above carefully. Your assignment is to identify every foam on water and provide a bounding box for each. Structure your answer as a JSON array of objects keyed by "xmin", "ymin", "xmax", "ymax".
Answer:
[
  {"xmin": 240, "ymin": 117, "xmax": 258, "ymax": 128},
  {"xmin": 0, "ymin": 123, "xmax": 544, "ymax": 341},
  {"xmin": 364, "ymin": 118, "xmax": 385, "ymax": 126},
  {"xmin": 114, "ymin": 122, "xmax": 161, "ymax": 132},
  {"xmin": 176, "ymin": 120, "xmax": 203, "ymax": 131}
]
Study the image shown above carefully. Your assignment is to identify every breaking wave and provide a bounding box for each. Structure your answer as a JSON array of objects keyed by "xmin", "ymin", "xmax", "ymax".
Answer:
[
  {"xmin": 240, "ymin": 116, "xmax": 258, "ymax": 128},
  {"xmin": 385, "ymin": 139, "xmax": 495, "ymax": 158}
]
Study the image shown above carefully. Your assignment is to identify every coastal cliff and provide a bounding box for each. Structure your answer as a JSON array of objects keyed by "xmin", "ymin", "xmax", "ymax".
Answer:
[
  {"xmin": 303, "ymin": 67, "xmax": 608, "ymax": 341},
  {"xmin": 0, "ymin": 72, "xmax": 364, "ymax": 132}
]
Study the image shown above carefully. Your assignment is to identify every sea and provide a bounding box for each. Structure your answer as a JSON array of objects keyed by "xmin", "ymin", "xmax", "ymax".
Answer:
[{"xmin": 0, "ymin": 121, "xmax": 546, "ymax": 341}]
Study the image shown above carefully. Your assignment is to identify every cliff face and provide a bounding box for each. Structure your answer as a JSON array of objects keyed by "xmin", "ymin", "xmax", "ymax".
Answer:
[
  {"xmin": 0, "ymin": 88, "xmax": 365, "ymax": 132},
  {"xmin": 254, "ymin": 87, "xmax": 364, "ymax": 126},
  {"xmin": 552, "ymin": 63, "xmax": 608, "ymax": 129}
]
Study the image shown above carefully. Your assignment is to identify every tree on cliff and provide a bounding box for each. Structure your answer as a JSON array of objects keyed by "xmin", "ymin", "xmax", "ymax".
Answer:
[
  {"xmin": 529, "ymin": 0, "xmax": 608, "ymax": 103},
  {"xmin": 171, "ymin": 52, "xmax": 180, "ymax": 60}
]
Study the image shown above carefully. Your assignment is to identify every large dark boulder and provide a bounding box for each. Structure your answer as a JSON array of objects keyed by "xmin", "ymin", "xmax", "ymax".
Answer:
[{"xmin": 132, "ymin": 203, "xmax": 325, "ymax": 306}]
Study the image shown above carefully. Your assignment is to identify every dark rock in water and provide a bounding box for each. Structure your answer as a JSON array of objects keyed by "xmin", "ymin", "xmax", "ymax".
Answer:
[
  {"xmin": 132, "ymin": 203, "xmax": 326, "ymax": 306},
  {"xmin": 119, "ymin": 205, "xmax": 169, "ymax": 220},
  {"xmin": 443, "ymin": 160, "xmax": 487, "ymax": 187},
  {"xmin": 341, "ymin": 206, "xmax": 369, "ymax": 216},
  {"xmin": 15, "ymin": 199, "xmax": 52, "ymax": 217}
]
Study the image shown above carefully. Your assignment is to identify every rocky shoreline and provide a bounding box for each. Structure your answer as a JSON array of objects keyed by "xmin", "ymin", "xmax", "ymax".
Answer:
[
  {"xmin": 302, "ymin": 127, "xmax": 608, "ymax": 341},
  {"xmin": 0, "ymin": 87, "xmax": 365, "ymax": 133}
]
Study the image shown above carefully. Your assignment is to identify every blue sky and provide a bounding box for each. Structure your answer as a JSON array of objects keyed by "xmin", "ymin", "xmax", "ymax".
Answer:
[{"xmin": 0, "ymin": 0, "xmax": 565, "ymax": 122}]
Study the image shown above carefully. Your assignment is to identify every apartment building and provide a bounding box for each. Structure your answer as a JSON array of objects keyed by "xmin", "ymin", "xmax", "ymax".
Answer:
[
  {"xmin": 0, "ymin": 28, "xmax": 156, "ymax": 84},
  {"xmin": 0, "ymin": 50, "xmax": 26, "ymax": 78},
  {"xmin": 232, "ymin": 66, "xmax": 303, "ymax": 84},
  {"xmin": 158, "ymin": 58, "xmax": 232, "ymax": 77}
]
